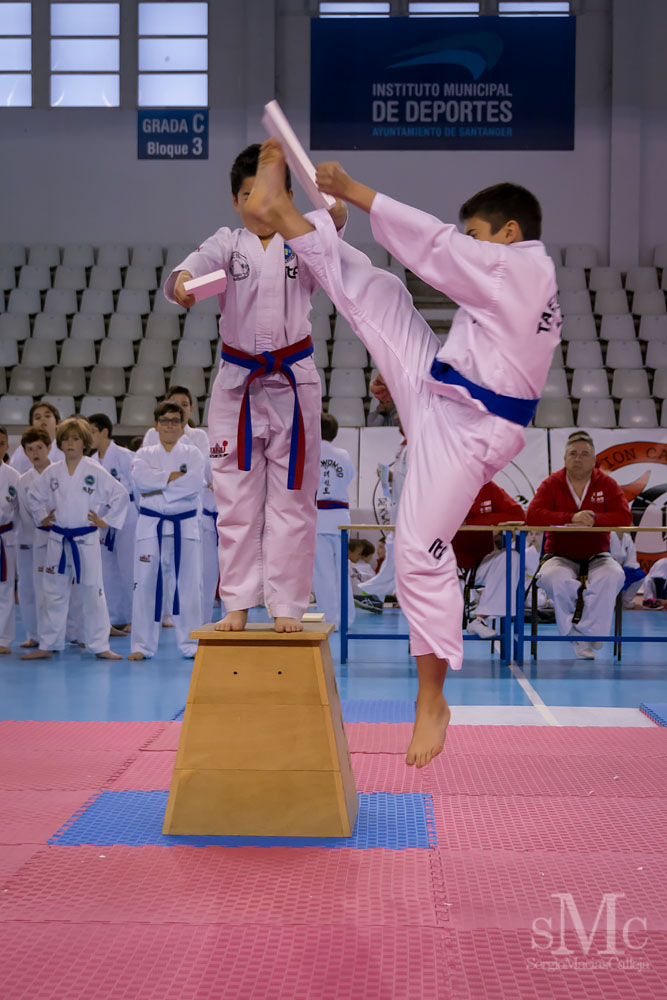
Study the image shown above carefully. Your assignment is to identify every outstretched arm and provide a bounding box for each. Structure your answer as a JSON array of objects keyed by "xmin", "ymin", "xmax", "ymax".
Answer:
[{"xmin": 316, "ymin": 162, "xmax": 377, "ymax": 215}]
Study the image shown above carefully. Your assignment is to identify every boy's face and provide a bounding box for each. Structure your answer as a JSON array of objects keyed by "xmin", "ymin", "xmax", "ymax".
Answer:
[
  {"xmin": 464, "ymin": 215, "xmax": 523, "ymax": 245},
  {"xmin": 168, "ymin": 393, "xmax": 192, "ymax": 422},
  {"xmin": 32, "ymin": 406, "xmax": 57, "ymax": 441},
  {"xmin": 60, "ymin": 433, "xmax": 85, "ymax": 460},
  {"xmin": 233, "ymin": 175, "xmax": 294, "ymax": 238},
  {"xmin": 155, "ymin": 412, "xmax": 185, "ymax": 448},
  {"xmin": 90, "ymin": 426, "xmax": 107, "ymax": 453},
  {"xmin": 25, "ymin": 440, "xmax": 49, "ymax": 467},
  {"xmin": 0, "ymin": 433, "xmax": 7, "ymax": 463}
]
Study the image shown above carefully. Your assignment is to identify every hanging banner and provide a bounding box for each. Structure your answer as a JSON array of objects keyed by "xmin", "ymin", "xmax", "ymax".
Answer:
[{"xmin": 311, "ymin": 16, "xmax": 575, "ymax": 151}]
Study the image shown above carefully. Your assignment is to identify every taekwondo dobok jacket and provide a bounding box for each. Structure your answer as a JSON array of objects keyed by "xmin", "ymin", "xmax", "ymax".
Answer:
[
  {"xmin": 0, "ymin": 464, "xmax": 20, "ymax": 545},
  {"xmin": 132, "ymin": 441, "xmax": 205, "ymax": 542},
  {"xmin": 316, "ymin": 440, "xmax": 354, "ymax": 534}
]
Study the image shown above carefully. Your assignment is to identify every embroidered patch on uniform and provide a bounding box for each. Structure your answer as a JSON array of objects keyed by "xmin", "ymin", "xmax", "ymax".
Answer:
[
  {"xmin": 85, "ymin": 475, "xmax": 95, "ymax": 485},
  {"xmin": 591, "ymin": 491, "xmax": 605, "ymax": 503},
  {"xmin": 82, "ymin": 487, "xmax": 94, "ymax": 495},
  {"xmin": 8, "ymin": 485, "xmax": 16, "ymax": 497},
  {"xmin": 139, "ymin": 554, "xmax": 151, "ymax": 563},
  {"xmin": 45, "ymin": 566, "xmax": 56, "ymax": 574},
  {"xmin": 229, "ymin": 251, "xmax": 250, "ymax": 281},
  {"xmin": 284, "ymin": 244, "xmax": 295, "ymax": 263},
  {"xmin": 111, "ymin": 468, "xmax": 119, "ymax": 478},
  {"xmin": 50, "ymin": 481, "xmax": 59, "ymax": 491},
  {"xmin": 210, "ymin": 442, "xmax": 228, "ymax": 459},
  {"xmin": 179, "ymin": 464, "xmax": 187, "ymax": 474}
]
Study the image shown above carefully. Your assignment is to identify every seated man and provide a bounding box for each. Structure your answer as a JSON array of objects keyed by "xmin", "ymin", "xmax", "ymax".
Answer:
[
  {"xmin": 526, "ymin": 430, "xmax": 631, "ymax": 658},
  {"xmin": 452, "ymin": 481, "xmax": 524, "ymax": 638}
]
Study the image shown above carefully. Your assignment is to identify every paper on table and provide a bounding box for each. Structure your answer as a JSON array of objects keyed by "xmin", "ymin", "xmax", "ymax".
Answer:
[
  {"xmin": 184, "ymin": 269, "xmax": 227, "ymax": 301},
  {"xmin": 262, "ymin": 99, "xmax": 336, "ymax": 211}
]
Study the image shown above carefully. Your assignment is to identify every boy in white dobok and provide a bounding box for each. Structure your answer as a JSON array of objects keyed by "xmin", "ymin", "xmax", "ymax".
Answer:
[
  {"xmin": 313, "ymin": 413, "xmax": 355, "ymax": 628},
  {"xmin": 142, "ymin": 386, "xmax": 209, "ymax": 458},
  {"xmin": 23, "ymin": 417, "xmax": 128, "ymax": 660},
  {"xmin": 89, "ymin": 413, "xmax": 139, "ymax": 632},
  {"xmin": 129, "ymin": 401, "xmax": 204, "ymax": 660},
  {"xmin": 0, "ymin": 427, "xmax": 20, "ymax": 654},
  {"xmin": 16, "ymin": 428, "xmax": 52, "ymax": 653},
  {"xmin": 247, "ymin": 140, "xmax": 560, "ymax": 767}
]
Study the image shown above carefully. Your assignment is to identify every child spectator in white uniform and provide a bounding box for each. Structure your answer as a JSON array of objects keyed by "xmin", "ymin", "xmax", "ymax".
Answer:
[
  {"xmin": 10, "ymin": 401, "xmax": 64, "ymax": 474},
  {"xmin": 142, "ymin": 386, "xmax": 209, "ymax": 458},
  {"xmin": 0, "ymin": 427, "xmax": 20, "ymax": 654},
  {"xmin": 610, "ymin": 528, "xmax": 645, "ymax": 609},
  {"xmin": 16, "ymin": 428, "xmax": 52, "ymax": 651},
  {"xmin": 313, "ymin": 413, "xmax": 355, "ymax": 627}
]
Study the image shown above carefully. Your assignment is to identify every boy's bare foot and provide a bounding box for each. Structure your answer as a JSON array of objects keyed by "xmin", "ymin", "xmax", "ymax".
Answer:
[
  {"xmin": 406, "ymin": 695, "xmax": 451, "ymax": 769},
  {"xmin": 245, "ymin": 138, "xmax": 293, "ymax": 233},
  {"xmin": 0, "ymin": 646, "xmax": 11, "ymax": 654},
  {"xmin": 127, "ymin": 652, "xmax": 146, "ymax": 660},
  {"xmin": 121, "ymin": 624, "xmax": 132, "ymax": 633},
  {"xmin": 20, "ymin": 648, "xmax": 53, "ymax": 660},
  {"xmin": 274, "ymin": 617, "xmax": 303, "ymax": 633},
  {"xmin": 110, "ymin": 625, "xmax": 128, "ymax": 637},
  {"xmin": 215, "ymin": 609, "xmax": 248, "ymax": 632},
  {"xmin": 20, "ymin": 639, "xmax": 39, "ymax": 648},
  {"xmin": 96, "ymin": 650, "xmax": 122, "ymax": 660},
  {"xmin": 162, "ymin": 620, "xmax": 174, "ymax": 628}
]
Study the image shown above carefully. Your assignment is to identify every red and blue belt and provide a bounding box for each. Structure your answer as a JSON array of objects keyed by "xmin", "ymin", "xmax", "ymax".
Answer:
[
  {"xmin": 0, "ymin": 522, "xmax": 14, "ymax": 583},
  {"xmin": 430, "ymin": 359, "xmax": 539, "ymax": 427},
  {"xmin": 51, "ymin": 525, "xmax": 98, "ymax": 584},
  {"xmin": 220, "ymin": 334, "xmax": 314, "ymax": 490},
  {"xmin": 316, "ymin": 500, "xmax": 349, "ymax": 510},
  {"xmin": 139, "ymin": 507, "xmax": 197, "ymax": 623}
]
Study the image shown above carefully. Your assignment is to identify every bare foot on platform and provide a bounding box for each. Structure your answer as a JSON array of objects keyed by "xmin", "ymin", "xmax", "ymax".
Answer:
[
  {"xmin": 127, "ymin": 652, "xmax": 146, "ymax": 660},
  {"xmin": 215, "ymin": 609, "xmax": 248, "ymax": 632},
  {"xmin": 20, "ymin": 639, "xmax": 38, "ymax": 649},
  {"xmin": 406, "ymin": 695, "xmax": 451, "ymax": 769},
  {"xmin": 96, "ymin": 650, "xmax": 122, "ymax": 660},
  {"xmin": 274, "ymin": 617, "xmax": 303, "ymax": 633},
  {"xmin": 20, "ymin": 649, "xmax": 53, "ymax": 660}
]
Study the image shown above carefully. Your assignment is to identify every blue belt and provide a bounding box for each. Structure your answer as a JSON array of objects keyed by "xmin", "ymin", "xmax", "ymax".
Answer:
[
  {"xmin": 51, "ymin": 525, "xmax": 97, "ymax": 584},
  {"xmin": 203, "ymin": 508, "xmax": 218, "ymax": 546},
  {"xmin": 139, "ymin": 507, "xmax": 197, "ymax": 623},
  {"xmin": 430, "ymin": 359, "xmax": 539, "ymax": 427},
  {"xmin": 104, "ymin": 493, "xmax": 134, "ymax": 552},
  {"xmin": 0, "ymin": 522, "xmax": 14, "ymax": 583}
]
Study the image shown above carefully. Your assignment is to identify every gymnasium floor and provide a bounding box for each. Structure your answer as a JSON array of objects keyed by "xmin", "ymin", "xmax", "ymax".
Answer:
[{"xmin": 1, "ymin": 606, "xmax": 666, "ymax": 999}]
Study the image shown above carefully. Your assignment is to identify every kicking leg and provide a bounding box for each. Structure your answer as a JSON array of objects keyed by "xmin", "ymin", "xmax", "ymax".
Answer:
[{"xmin": 407, "ymin": 654, "xmax": 451, "ymax": 768}]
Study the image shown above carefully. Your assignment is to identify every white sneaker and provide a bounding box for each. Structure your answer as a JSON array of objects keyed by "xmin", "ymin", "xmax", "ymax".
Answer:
[
  {"xmin": 572, "ymin": 641, "xmax": 595, "ymax": 659},
  {"xmin": 467, "ymin": 618, "xmax": 498, "ymax": 639}
]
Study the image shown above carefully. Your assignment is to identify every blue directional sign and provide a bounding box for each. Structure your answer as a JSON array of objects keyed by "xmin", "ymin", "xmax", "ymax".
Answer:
[{"xmin": 138, "ymin": 109, "xmax": 208, "ymax": 160}]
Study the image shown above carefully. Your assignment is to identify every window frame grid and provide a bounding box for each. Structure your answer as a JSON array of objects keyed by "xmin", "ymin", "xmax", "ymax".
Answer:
[
  {"xmin": 0, "ymin": 2, "xmax": 32, "ymax": 107},
  {"xmin": 137, "ymin": 1, "xmax": 209, "ymax": 109},
  {"xmin": 49, "ymin": 1, "xmax": 121, "ymax": 108}
]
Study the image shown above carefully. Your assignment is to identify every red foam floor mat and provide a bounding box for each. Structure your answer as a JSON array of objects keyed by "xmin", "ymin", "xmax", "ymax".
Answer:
[
  {"xmin": 0, "ymin": 845, "xmax": 39, "ymax": 883},
  {"xmin": 1, "ymin": 845, "xmax": 438, "ymax": 926},
  {"xmin": 0, "ymin": 750, "xmax": 138, "ymax": 791},
  {"xmin": 0, "ymin": 790, "xmax": 100, "ymax": 844},
  {"xmin": 0, "ymin": 721, "xmax": 164, "ymax": 752},
  {"xmin": 140, "ymin": 721, "xmax": 181, "ymax": 751},
  {"xmin": 106, "ymin": 751, "xmax": 175, "ymax": 790},
  {"xmin": 0, "ymin": 922, "xmax": 453, "ymax": 1000}
]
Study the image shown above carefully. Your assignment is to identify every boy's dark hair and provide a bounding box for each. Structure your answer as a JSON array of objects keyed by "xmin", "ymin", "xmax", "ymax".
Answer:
[
  {"xmin": 230, "ymin": 143, "xmax": 291, "ymax": 198},
  {"xmin": 321, "ymin": 413, "xmax": 339, "ymax": 442},
  {"xmin": 348, "ymin": 538, "xmax": 365, "ymax": 554},
  {"xmin": 0, "ymin": 425, "xmax": 8, "ymax": 463},
  {"xmin": 360, "ymin": 540, "xmax": 375, "ymax": 557},
  {"xmin": 167, "ymin": 385, "xmax": 193, "ymax": 406},
  {"xmin": 21, "ymin": 427, "xmax": 51, "ymax": 449},
  {"xmin": 130, "ymin": 436, "xmax": 144, "ymax": 452},
  {"xmin": 459, "ymin": 182, "xmax": 542, "ymax": 242},
  {"xmin": 154, "ymin": 400, "xmax": 185, "ymax": 422},
  {"xmin": 29, "ymin": 400, "xmax": 60, "ymax": 424},
  {"xmin": 87, "ymin": 413, "xmax": 113, "ymax": 437}
]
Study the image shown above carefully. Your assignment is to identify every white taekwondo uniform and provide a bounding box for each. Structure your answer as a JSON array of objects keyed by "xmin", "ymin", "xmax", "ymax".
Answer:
[
  {"xmin": 361, "ymin": 439, "xmax": 407, "ymax": 602},
  {"xmin": 313, "ymin": 439, "xmax": 355, "ymax": 628},
  {"xmin": 26, "ymin": 457, "xmax": 129, "ymax": 654},
  {"xmin": 17, "ymin": 465, "xmax": 50, "ymax": 644},
  {"xmin": 287, "ymin": 202, "xmax": 560, "ymax": 668},
  {"xmin": 11, "ymin": 440, "xmax": 64, "ymax": 475},
  {"xmin": 92, "ymin": 440, "xmax": 139, "ymax": 626},
  {"xmin": 643, "ymin": 557, "xmax": 667, "ymax": 603},
  {"xmin": 0, "ymin": 463, "xmax": 20, "ymax": 648},
  {"xmin": 200, "ymin": 455, "xmax": 222, "ymax": 624},
  {"xmin": 130, "ymin": 439, "xmax": 204, "ymax": 658},
  {"xmin": 164, "ymin": 223, "xmax": 331, "ymax": 621},
  {"xmin": 610, "ymin": 530, "xmax": 646, "ymax": 608}
]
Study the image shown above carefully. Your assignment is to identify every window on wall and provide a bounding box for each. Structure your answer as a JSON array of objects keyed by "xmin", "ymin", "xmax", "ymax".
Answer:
[
  {"xmin": 498, "ymin": 2, "xmax": 570, "ymax": 14},
  {"xmin": 138, "ymin": 2, "xmax": 208, "ymax": 107},
  {"xmin": 50, "ymin": 2, "xmax": 120, "ymax": 107},
  {"xmin": 319, "ymin": 3, "xmax": 390, "ymax": 16},
  {"xmin": 409, "ymin": 2, "xmax": 480, "ymax": 14},
  {"xmin": 0, "ymin": 2, "xmax": 31, "ymax": 106}
]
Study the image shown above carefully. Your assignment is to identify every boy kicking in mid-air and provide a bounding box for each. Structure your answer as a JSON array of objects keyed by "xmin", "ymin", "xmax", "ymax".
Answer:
[{"xmin": 245, "ymin": 139, "xmax": 561, "ymax": 767}]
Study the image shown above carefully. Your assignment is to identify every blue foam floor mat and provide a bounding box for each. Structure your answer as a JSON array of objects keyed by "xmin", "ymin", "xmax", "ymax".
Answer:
[
  {"xmin": 340, "ymin": 700, "xmax": 416, "ymax": 723},
  {"xmin": 49, "ymin": 790, "xmax": 437, "ymax": 849},
  {"xmin": 640, "ymin": 702, "xmax": 667, "ymax": 726}
]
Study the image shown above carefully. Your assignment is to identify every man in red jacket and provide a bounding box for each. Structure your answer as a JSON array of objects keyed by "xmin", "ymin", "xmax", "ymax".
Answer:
[
  {"xmin": 526, "ymin": 431, "xmax": 631, "ymax": 658},
  {"xmin": 452, "ymin": 482, "xmax": 525, "ymax": 638}
]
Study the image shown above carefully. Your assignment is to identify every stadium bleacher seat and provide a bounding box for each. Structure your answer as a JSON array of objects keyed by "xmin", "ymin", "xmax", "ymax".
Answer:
[
  {"xmin": 202, "ymin": 398, "xmax": 210, "ymax": 426},
  {"xmin": 534, "ymin": 398, "xmax": 575, "ymax": 427},
  {"xmin": 116, "ymin": 289, "xmax": 150, "ymax": 315},
  {"xmin": 327, "ymin": 397, "xmax": 366, "ymax": 427},
  {"xmin": 317, "ymin": 368, "xmax": 326, "ymax": 395},
  {"xmin": 312, "ymin": 340, "xmax": 329, "ymax": 368},
  {"xmin": 653, "ymin": 244, "xmax": 667, "ymax": 269},
  {"xmin": 564, "ymin": 244, "xmax": 598, "ymax": 268},
  {"xmin": 618, "ymin": 399, "xmax": 658, "ymax": 427},
  {"xmin": 331, "ymin": 339, "xmax": 369, "ymax": 370},
  {"xmin": 42, "ymin": 395, "xmax": 75, "ymax": 418},
  {"xmin": 132, "ymin": 244, "xmax": 164, "ymax": 268},
  {"xmin": 60, "ymin": 338, "xmax": 96, "ymax": 367},
  {"xmin": 651, "ymin": 368, "xmax": 667, "ymax": 398},
  {"xmin": 108, "ymin": 314, "xmax": 143, "ymax": 342},
  {"xmin": 611, "ymin": 368, "xmax": 651, "ymax": 399},
  {"xmin": 577, "ymin": 397, "xmax": 617, "ymax": 428},
  {"xmin": 588, "ymin": 267, "xmax": 623, "ymax": 292},
  {"xmin": 97, "ymin": 244, "xmax": 130, "ymax": 268},
  {"xmin": 661, "ymin": 402, "xmax": 667, "ymax": 428},
  {"xmin": 164, "ymin": 245, "xmax": 194, "ymax": 270},
  {"xmin": 8, "ymin": 288, "xmax": 41, "ymax": 314},
  {"xmin": 80, "ymin": 396, "xmax": 118, "ymax": 423},
  {"xmin": 176, "ymin": 338, "xmax": 213, "ymax": 367},
  {"xmin": 128, "ymin": 365, "xmax": 166, "ymax": 397},
  {"xmin": 88, "ymin": 265, "xmax": 122, "ymax": 291},
  {"xmin": 33, "ymin": 314, "xmax": 67, "ymax": 341},
  {"xmin": 54, "ymin": 265, "xmax": 86, "ymax": 291},
  {"xmin": 0, "ymin": 339, "xmax": 19, "ymax": 367},
  {"xmin": 137, "ymin": 338, "xmax": 173, "ymax": 367},
  {"xmin": 168, "ymin": 366, "xmax": 206, "ymax": 398},
  {"xmin": 559, "ymin": 290, "xmax": 593, "ymax": 315},
  {"xmin": 328, "ymin": 368, "xmax": 367, "ymax": 398},
  {"xmin": 599, "ymin": 314, "xmax": 635, "ymax": 341},
  {"xmin": 62, "ymin": 244, "xmax": 95, "ymax": 268},
  {"xmin": 43, "ymin": 289, "xmax": 77, "ymax": 314},
  {"xmin": 645, "ymin": 341, "xmax": 667, "ymax": 369},
  {"xmin": 310, "ymin": 289, "xmax": 333, "ymax": 316},
  {"xmin": 353, "ymin": 242, "xmax": 388, "ymax": 268},
  {"xmin": 88, "ymin": 366, "xmax": 126, "ymax": 397},
  {"xmin": 561, "ymin": 315, "xmax": 597, "ymax": 340},
  {"xmin": 70, "ymin": 313, "xmax": 106, "ymax": 341},
  {"xmin": 605, "ymin": 339, "xmax": 643, "ymax": 368},
  {"xmin": 310, "ymin": 313, "xmax": 332, "ymax": 341},
  {"xmin": 27, "ymin": 244, "xmax": 60, "ymax": 267},
  {"xmin": 151, "ymin": 293, "xmax": 183, "ymax": 315},
  {"xmin": 556, "ymin": 267, "xmax": 587, "ymax": 292},
  {"xmin": 9, "ymin": 365, "xmax": 46, "ymax": 396},
  {"xmin": 119, "ymin": 395, "xmax": 157, "ymax": 427},
  {"xmin": 0, "ymin": 243, "xmax": 25, "ymax": 267},
  {"xmin": 566, "ymin": 341, "xmax": 603, "ymax": 369},
  {"xmin": 544, "ymin": 244, "xmax": 562, "ymax": 266},
  {"xmin": 21, "ymin": 338, "xmax": 58, "ymax": 368},
  {"xmin": 0, "ymin": 395, "xmax": 32, "ymax": 425},
  {"xmin": 189, "ymin": 295, "xmax": 220, "ymax": 316},
  {"xmin": 541, "ymin": 368, "xmax": 569, "ymax": 398},
  {"xmin": 571, "ymin": 368, "xmax": 610, "ymax": 398},
  {"xmin": 633, "ymin": 290, "xmax": 666, "ymax": 316},
  {"xmin": 594, "ymin": 290, "xmax": 629, "ymax": 315},
  {"xmin": 0, "ymin": 266, "xmax": 16, "ymax": 292},
  {"xmin": 48, "ymin": 365, "xmax": 86, "ymax": 397},
  {"xmin": 0, "ymin": 314, "xmax": 30, "ymax": 341},
  {"xmin": 333, "ymin": 315, "xmax": 357, "ymax": 339},
  {"xmin": 550, "ymin": 343, "xmax": 564, "ymax": 367},
  {"xmin": 625, "ymin": 267, "xmax": 659, "ymax": 293},
  {"xmin": 80, "ymin": 289, "xmax": 114, "ymax": 314},
  {"xmin": 183, "ymin": 314, "xmax": 218, "ymax": 341},
  {"xmin": 638, "ymin": 315, "xmax": 667, "ymax": 340},
  {"xmin": 124, "ymin": 265, "xmax": 158, "ymax": 291},
  {"xmin": 145, "ymin": 314, "xmax": 180, "ymax": 341},
  {"xmin": 99, "ymin": 339, "xmax": 135, "ymax": 368}
]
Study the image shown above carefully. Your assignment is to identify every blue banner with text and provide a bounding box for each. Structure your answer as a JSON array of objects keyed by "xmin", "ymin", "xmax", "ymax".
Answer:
[
  {"xmin": 137, "ymin": 109, "xmax": 208, "ymax": 160},
  {"xmin": 310, "ymin": 17, "xmax": 575, "ymax": 151}
]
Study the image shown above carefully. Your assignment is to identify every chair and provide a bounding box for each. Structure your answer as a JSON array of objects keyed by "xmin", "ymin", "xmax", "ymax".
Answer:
[
  {"xmin": 310, "ymin": 289, "xmax": 333, "ymax": 316},
  {"xmin": 565, "ymin": 341, "xmax": 602, "ymax": 369},
  {"xmin": 560, "ymin": 315, "xmax": 596, "ymax": 341},
  {"xmin": 540, "ymin": 368, "xmax": 569, "ymax": 398},
  {"xmin": 662, "ymin": 401, "xmax": 667, "ymax": 428},
  {"xmin": 54, "ymin": 265, "xmax": 87, "ymax": 291},
  {"xmin": 0, "ymin": 265, "xmax": 16, "ymax": 291},
  {"xmin": 28, "ymin": 244, "xmax": 60, "ymax": 267},
  {"xmin": 588, "ymin": 267, "xmax": 623, "ymax": 292},
  {"xmin": 116, "ymin": 289, "xmax": 150, "ymax": 315},
  {"xmin": 558, "ymin": 290, "xmax": 592, "ymax": 315},
  {"xmin": 0, "ymin": 314, "xmax": 30, "ymax": 341},
  {"xmin": 34, "ymin": 314, "xmax": 68, "ymax": 342},
  {"xmin": 556, "ymin": 267, "xmax": 586, "ymax": 292},
  {"xmin": 312, "ymin": 340, "xmax": 329, "ymax": 368},
  {"xmin": 164, "ymin": 244, "xmax": 196, "ymax": 270},
  {"xmin": 175, "ymin": 338, "xmax": 212, "ymax": 367},
  {"xmin": 137, "ymin": 339, "xmax": 173, "ymax": 367},
  {"xmin": 97, "ymin": 243, "xmax": 130, "ymax": 268},
  {"xmin": 119, "ymin": 395, "xmax": 158, "ymax": 427},
  {"xmin": 145, "ymin": 314, "xmax": 180, "ymax": 341},
  {"xmin": 62, "ymin": 244, "xmax": 95, "ymax": 268},
  {"xmin": 168, "ymin": 366, "xmax": 206, "ymax": 398},
  {"xmin": 317, "ymin": 368, "xmax": 326, "ymax": 395},
  {"xmin": 9, "ymin": 365, "xmax": 46, "ymax": 395},
  {"xmin": 625, "ymin": 267, "xmax": 658, "ymax": 293},
  {"xmin": 544, "ymin": 244, "xmax": 562, "ymax": 266},
  {"xmin": 80, "ymin": 289, "xmax": 114, "ymax": 315},
  {"xmin": 594, "ymin": 290, "xmax": 629, "ymax": 315},
  {"xmin": 98, "ymin": 338, "xmax": 135, "ymax": 368},
  {"xmin": 549, "ymin": 343, "xmax": 564, "ymax": 368},
  {"xmin": 48, "ymin": 366, "xmax": 87, "ymax": 397},
  {"xmin": 638, "ymin": 315, "xmax": 667, "ymax": 341},
  {"xmin": 0, "ymin": 370, "xmax": 5, "ymax": 393},
  {"xmin": 124, "ymin": 265, "xmax": 158, "ymax": 291},
  {"xmin": 42, "ymin": 395, "xmax": 75, "ymax": 418},
  {"xmin": 570, "ymin": 368, "xmax": 610, "ymax": 398},
  {"xmin": 202, "ymin": 397, "xmax": 211, "ymax": 426},
  {"xmin": 333, "ymin": 315, "xmax": 357, "ymax": 339},
  {"xmin": 108, "ymin": 314, "xmax": 143, "ymax": 342},
  {"xmin": 576, "ymin": 397, "xmax": 616, "ymax": 428},
  {"xmin": 59, "ymin": 338, "xmax": 96, "ymax": 367},
  {"xmin": 328, "ymin": 368, "xmax": 367, "ymax": 398},
  {"xmin": 7, "ymin": 288, "xmax": 41, "ymax": 314},
  {"xmin": 128, "ymin": 365, "xmax": 166, "ymax": 397},
  {"xmin": 645, "ymin": 341, "xmax": 667, "ymax": 369},
  {"xmin": 310, "ymin": 313, "xmax": 332, "ymax": 341},
  {"xmin": 70, "ymin": 314, "xmax": 106, "ymax": 342},
  {"xmin": 611, "ymin": 369, "xmax": 651, "ymax": 399},
  {"xmin": 605, "ymin": 340, "xmax": 643, "ymax": 369},
  {"xmin": 151, "ymin": 294, "xmax": 184, "ymax": 316},
  {"xmin": 653, "ymin": 244, "xmax": 667, "ymax": 269},
  {"xmin": 88, "ymin": 265, "xmax": 122, "ymax": 291},
  {"xmin": 353, "ymin": 242, "xmax": 388, "ymax": 267},
  {"xmin": 0, "ymin": 243, "xmax": 25, "ymax": 267},
  {"xmin": 132, "ymin": 244, "xmax": 164, "ymax": 268},
  {"xmin": 0, "ymin": 338, "xmax": 19, "ymax": 366},
  {"xmin": 632, "ymin": 290, "xmax": 666, "ymax": 316},
  {"xmin": 88, "ymin": 366, "xmax": 126, "ymax": 397},
  {"xmin": 189, "ymin": 296, "xmax": 220, "ymax": 317},
  {"xmin": 21, "ymin": 338, "xmax": 58, "ymax": 368},
  {"xmin": 183, "ymin": 313, "xmax": 218, "ymax": 341},
  {"xmin": 327, "ymin": 397, "xmax": 366, "ymax": 427},
  {"xmin": 599, "ymin": 314, "xmax": 635, "ymax": 341},
  {"xmin": 618, "ymin": 399, "xmax": 658, "ymax": 428},
  {"xmin": 43, "ymin": 289, "xmax": 77, "ymax": 315},
  {"xmin": 564, "ymin": 244, "xmax": 599, "ymax": 268},
  {"xmin": 652, "ymin": 368, "xmax": 667, "ymax": 399},
  {"xmin": 80, "ymin": 396, "xmax": 117, "ymax": 422},
  {"xmin": 0, "ymin": 395, "xmax": 32, "ymax": 424}
]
